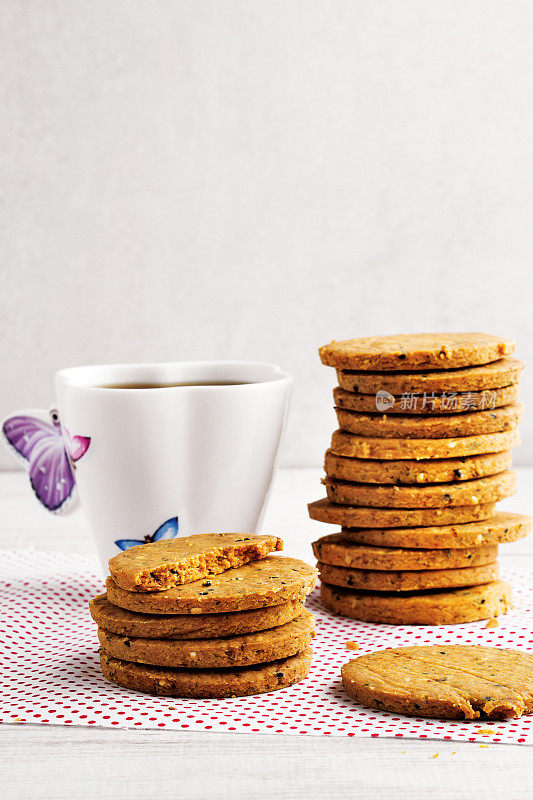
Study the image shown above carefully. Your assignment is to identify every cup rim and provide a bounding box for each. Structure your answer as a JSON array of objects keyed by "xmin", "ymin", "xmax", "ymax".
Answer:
[{"xmin": 55, "ymin": 360, "xmax": 293, "ymax": 392}]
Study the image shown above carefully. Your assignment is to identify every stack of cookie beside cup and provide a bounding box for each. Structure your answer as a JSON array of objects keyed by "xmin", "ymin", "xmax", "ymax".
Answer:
[
  {"xmin": 90, "ymin": 534, "xmax": 317, "ymax": 697},
  {"xmin": 309, "ymin": 333, "xmax": 532, "ymax": 625}
]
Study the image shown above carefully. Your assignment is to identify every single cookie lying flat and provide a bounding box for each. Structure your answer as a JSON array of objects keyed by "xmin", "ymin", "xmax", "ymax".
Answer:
[
  {"xmin": 324, "ymin": 471, "xmax": 516, "ymax": 508},
  {"xmin": 330, "ymin": 429, "xmax": 520, "ymax": 460},
  {"xmin": 320, "ymin": 580, "xmax": 512, "ymax": 625},
  {"xmin": 341, "ymin": 645, "xmax": 533, "ymax": 719},
  {"xmin": 308, "ymin": 498, "xmax": 495, "ymax": 528},
  {"xmin": 333, "ymin": 385, "xmax": 519, "ymax": 414},
  {"xmin": 100, "ymin": 648, "xmax": 313, "ymax": 697},
  {"xmin": 341, "ymin": 512, "xmax": 532, "ymax": 549},
  {"xmin": 335, "ymin": 403, "xmax": 522, "ymax": 439},
  {"xmin": 324, "ymin": 449, "xmax": 513, "ymax": 484},
  {"xmin": 89, "ymin": 595, "xmax": 306, "ymax": 639},
  {"xmin": 106, "ymin": 556, "xmax": 317, "ymax": 614},
  {"xmin": 108, "ymin": 533, "xmax": 283, "ymax": 592},
  {"xmin": 336, "ymin": 357, "xmax": 523, "ymax": 394},
  {"xmin": 319, "ymin": 333, "xmax": 515, "ymax": 371},
  {"xmin": 312, "ymin": 532, "xmax": 497, "ymax": 570},
  {"xmin": 318, "ymin": 561, "xmax": 498, "ymax": 592},
  {"xmin": 98, "ymin": 609, "xmax": 315, "ymax": 668}
]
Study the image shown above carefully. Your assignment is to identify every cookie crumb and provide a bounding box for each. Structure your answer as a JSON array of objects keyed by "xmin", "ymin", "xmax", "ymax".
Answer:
[
  {"xmin": 432, "ymin": 753, "xmax": 439, "ymax": 758},
  {"xmin": 478, "ymin": 729, "xmax": 495, "ymax": 735},
  {"xmin": 346, "ymin": 641, "xmax": 359, "ymax": 650},
  {"xmin": 485, "ymin": 618, "xmax": 499, "ymax": 628}
]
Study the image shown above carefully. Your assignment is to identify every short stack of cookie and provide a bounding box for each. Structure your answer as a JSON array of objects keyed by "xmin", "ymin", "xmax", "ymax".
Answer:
[
  {"xmin": 309, "ymin": 333, "xmax": 531, "ymax": 625},
  {"xmin": 89, "ymin": 534, "xmax": 317, "ymax": 697}
]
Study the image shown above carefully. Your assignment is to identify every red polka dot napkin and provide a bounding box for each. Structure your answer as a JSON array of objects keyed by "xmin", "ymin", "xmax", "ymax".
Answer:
[{"xmin": 1, "ymin": 549, "xmax": 532, "ymax": 743}]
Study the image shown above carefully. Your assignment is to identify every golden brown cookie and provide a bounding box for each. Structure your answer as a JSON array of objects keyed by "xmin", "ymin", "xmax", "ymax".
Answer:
[
  {"xmin": 324, "ymin": 449, "xmax": 513, "ymax": 484},
  {"xmin": 333, "ymin": 385, "xmax": 519, "ymax": 414},
  {"xmin": 341, "ymin": 645, "xmax": 533, "ymax": 719},
  {"xmin": 336, "ymin": 358, "xmax": 524, "ymax": 394},
  {"xmin": 320, "ymin": 580, "xmax": 512, "ymax": 625},
  {"xmin": 330, "ymin": 428, "xmax": 520, "ymax": 460},
  {"xmin": 99, "ymin": 648, "xmax": 313, "ymax": 697},
  {"xmin": 318, "ymin": 561, "xmax": 498, "ymax": 591},
  {"xmin": 108, "ymin": 533, "xmax": 283, "ymax": 592},
  {"xmin": 335, "ymin": 403, "xmax": 522, "ymax": 439},
  {"xmin": 319, "ymin": 333, "xmax": 515, "ymax": 371},
  {"xmin": 308, "ymin": 498, "xmax": 495, "ymax": 528},
  {"xmin": 89, "ymin": 594, "xmax": 306, "ymax": 639},
  {"xmin": 324, "ymin": 471, "xmax": 516, "ymax": 508},
  {"xmin": 106, "ymin": 557, "xmax": 317, "ymax": 614},
  {"xmin": 341, "ymin": 512, "xmax": 532, "ymax": 549},
  {"xmin": 97, "ymin": 609, "xmax": 315, "ymax": 668},
  {"xmin": 312, "ymin": 532, "xmax": 497, "ymax": 570}
]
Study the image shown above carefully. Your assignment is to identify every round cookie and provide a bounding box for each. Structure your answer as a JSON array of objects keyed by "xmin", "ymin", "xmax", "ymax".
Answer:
[
  {"xmin": 318, "ymin": 561, "xmax": 499, "ymax": 592},
  {"xmin": 330, "ymin": 428, "xmax": 520, "ymax": 460},
  {"xmin": 341, "ymin": 645, "xmax": 533, "ymax": 719},
  {"xmin": 319, "ymin": 333, "xmax": 515, "ymax": 371},
  {"xmin": 341, "ymin": 512, "xmax": 532, "ymax": 549},
  {"xmin": 324, "ymin": 471, "xmax": 516, "ymax": 508},
  {"xmin": 308, "ymin": 498, "xmax": 495, "ymax": 528},
  {"xmin": 312, "ymin": 533, "xmax": 498, "ymax": 571},
  {"xmin": 89, "ymin": 595, "xmax": 306, "ymax": 639},
  {"xmin": 333, "ymin": 384, "xmax": 519, "ymax": 414},
  {"xmin": 336, "ymin": 357, "xmax": 523, "ymax": 394},
  {"xmin": 108, "ymin": 532, "xmax": 283, "ymax": 592},
  {"xmin": 335, "ymin": 403, "xmax": 522, "ymax": 439},
  {"xmin": 320, "ymin": 580, "xmax": 513, "ymax": 625},
  {"xmin": 106, "ymin": 556, "xmax": 317, "ymax": 615},
  {"xmin": 98, "ymin": 609, "xmax": 315, "ymax": 668},
  {"xmin": 324, "ymin": 449, "xmax": 513, "ymax": 484},
  {"xmin": 100, "ymin": 648, "xmax": 313, "ymax": 698}
]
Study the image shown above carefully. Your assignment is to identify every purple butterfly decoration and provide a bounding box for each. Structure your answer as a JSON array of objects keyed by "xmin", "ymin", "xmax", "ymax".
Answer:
[
  {"xmin": 115, "ymin": 516, "xmax": 180, "ymax": 552},
  {"xmin": 1, "ymin": 409, "xmax": 91, "ymax": 513}
]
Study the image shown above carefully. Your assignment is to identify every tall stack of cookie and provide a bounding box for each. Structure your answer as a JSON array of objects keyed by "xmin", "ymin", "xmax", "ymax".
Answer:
[
  {"xmin": 89, "ymin": 534, "xmax": 317, "ymax": 696},
  {"xmin": 309, "ymin": 333, "xmax": 531, "ymax": 625}
]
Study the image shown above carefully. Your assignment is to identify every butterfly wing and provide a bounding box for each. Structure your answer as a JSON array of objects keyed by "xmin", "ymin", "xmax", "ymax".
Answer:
[
  {"xmin": 114, "ymin": 539, "xmax": 144, "ymax": 552},
  {"xmin": 152, "ymin": 516, "xmax": 179, "ymax": 542},
  {"xmin": 2, "ymin": 414, "xmax": 75, "ymax": 513},
  {"xmin": 2, "ymin": 415, "xmax": 57, "ymax": 465},
  {"xmin": 28, "ymin": 434, "xmax": 75, "ymax": 512},
  {"xmin": 69, "ymin": 435, "xmax": 91, "ymax": 462}
]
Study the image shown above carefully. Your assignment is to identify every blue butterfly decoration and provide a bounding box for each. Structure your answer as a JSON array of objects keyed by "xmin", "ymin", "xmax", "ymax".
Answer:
[{"xmin": 115, "ymin": 516, "xmax": 179, "ymax": 552}]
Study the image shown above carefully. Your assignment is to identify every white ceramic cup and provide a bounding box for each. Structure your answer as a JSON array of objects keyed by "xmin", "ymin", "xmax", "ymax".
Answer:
[{"xmin": 55, "ymin": 361, "xmax": 292, "ymax": 571}]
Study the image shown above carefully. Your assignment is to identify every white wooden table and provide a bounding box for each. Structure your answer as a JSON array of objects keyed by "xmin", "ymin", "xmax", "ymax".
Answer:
[{"xmin": 2, "ymin": 468, "xmax": 533, "ymax": 800}]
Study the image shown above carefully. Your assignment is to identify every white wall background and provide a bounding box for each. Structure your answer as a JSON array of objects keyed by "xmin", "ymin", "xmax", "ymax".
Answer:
[{"xmin": 1, "ymin": 0, "xmax": 533, "ymax": 469}]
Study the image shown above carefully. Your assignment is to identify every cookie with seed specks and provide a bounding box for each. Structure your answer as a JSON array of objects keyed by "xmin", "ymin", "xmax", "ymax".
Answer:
[
  {"xmin": 109, "ymin": 533, "xmax": 283, "ymax": 592},
  {"xmin": 318, "ymin": 561, "xmax": 499, "ymax": 592},
  {"xmin": 330, "ymin": 429, "xmax": 520, "ymax": 460},
  {"xmin": 324, "ymin": 471, "xmax": 516, "ymax": 508},
  {"xmin": 319, "ymin": 333, "xmax": 515, "ymax": 371},
  {"xmin": 97, "ymin": 609, "xmax": 315, "ymax": 668},
  {"xmin": 320, "ymin": 580, "xmax": 512, "ymax": 625},
  {"xmin": 324, "ymin": 449, "xmax": 513, "ymax": 484},
  {"xmin": 335, "ymin": 403, "xmax": 522, "ymax": 439},
  {"xmin": 342, "ymin": 645, "xmax": 533, "ymax": 719},
  {"xmin": 106, "ymin": 557, "xmax": 317, "ymax": 614},
  {"xmin": 89, "ymin": 595, "xmax": 306, "ymax": 639},
  {"xmin": 341, "ymin": 512, "xmax": 531, "ymax": 549},
  {"xmin": 336, "ymin": 357, "xmax": 523, "ymax": 394},
  {"xmin": 312, "ymin": 532, "xmax": 497, "ymax": 570},
  {"xmin": 308, "ymin": 498, "xmax": 495, "ymax": 528},
  {"xmin": 100, "ymin": 648, "xmax": 313, "ymax": 698}
]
